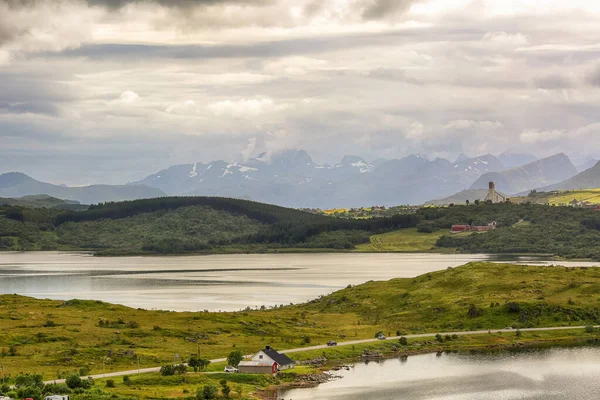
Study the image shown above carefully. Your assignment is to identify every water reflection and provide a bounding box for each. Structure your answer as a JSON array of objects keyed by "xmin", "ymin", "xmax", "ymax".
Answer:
[
  {"xmin": 0, "ymin": 252, "xmax": 598, "ymax": 311},
  {"xmin": 281, "ymin": 347, "xmax": 600, "ymax": 400}
]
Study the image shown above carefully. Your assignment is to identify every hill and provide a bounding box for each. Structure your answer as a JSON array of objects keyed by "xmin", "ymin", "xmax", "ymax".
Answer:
[
  {"xmin": 0, "ymin": 194, "xmax": 82, "ymax": 209},
  {"xmin": 0, "ymin": 172, "xmax": 165, "ymax": 204},
  {"xmin": 3, "ymin": 262, "xmax": 600, "ymax": 383},
  {"xmin": 470, "ymin": 153, "xmax": 578, "ymax": 194},
  {"xmin": 533, "ymin": 161, "xmax": 600, "ymax": 192},
  {"xmin": 0, "ymin": 196, "xmax": 418, "ymax": 253}
]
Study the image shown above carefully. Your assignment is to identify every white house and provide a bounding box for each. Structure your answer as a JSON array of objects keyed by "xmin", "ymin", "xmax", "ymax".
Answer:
[{"xmin": 250, "ymin": 345, "xmax": 295, "ymax": 370}]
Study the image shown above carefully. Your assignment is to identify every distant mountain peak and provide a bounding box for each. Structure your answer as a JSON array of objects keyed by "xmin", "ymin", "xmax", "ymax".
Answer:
[{"xmin": 454, "ymin": 153, "xmax": 470, "ymax": 162}]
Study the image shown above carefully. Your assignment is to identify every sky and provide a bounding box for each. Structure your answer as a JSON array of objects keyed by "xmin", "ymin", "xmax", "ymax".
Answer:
[{"xmin": 1, "ymin": 0, "xmax": 600, "ymax": 185}]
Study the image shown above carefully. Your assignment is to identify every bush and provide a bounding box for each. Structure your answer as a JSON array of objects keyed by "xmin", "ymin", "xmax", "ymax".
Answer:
[
  {"xmin": 506, "ymin": 302, "xmax": 521, "ymax": 313},
  {"xmin": 302, "ymin": 336, "xmax": 311, "ymax": 344},
  {"xmin": 123, "ymin": 375, "xmax": 132, "ymax": 386},
  {"xmin": 105, "ymin": 380, "xmax": 115, "ymax": 388},
  {"xmin": 435, "ymin": 333, "xmax": 443, "ymax": 342},
  {"xmin": 467, "ymin": 304, "xmax": 484, "ymax": 318},
  {"xmin": 416, "ymin": 223, "xmax": 434, "ymax": 233},
  {"xmin": 398, "ymin": 337, "xmax": 408, "ymax": 346},
  {"xmin": 585, "ymin": 325, "xmax": 595, "ymax": 333},
  {"xmin": 79, "ymin": 366, "xmax": 89, "ymax": 376},
  {"xmin": 66, "ymin": 374, "xmax": 83, "ymax": 389},
  {"xmin": 198, "ymin": 384, "xmax": 219, "ymax": 400},
  {"xmin": 160, "ymin": 365, "xmax": 175, "ymax": 376}
]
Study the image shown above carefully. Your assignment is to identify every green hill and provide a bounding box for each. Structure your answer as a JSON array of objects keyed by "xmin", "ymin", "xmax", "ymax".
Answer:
[
  {"xmin": 0, "ymin": 194, "xmax": 83, "ymax": 209},
  {"xmin": 0, "ymin": 196, "xmax": 418, "ymax": 253},
  {"xmin": 304, "ymin": 262, "xmax": 600, "ymax": 331},
  {"xmin": 3, "ymin": 262, "xmax": 600, "ymax": 382}
]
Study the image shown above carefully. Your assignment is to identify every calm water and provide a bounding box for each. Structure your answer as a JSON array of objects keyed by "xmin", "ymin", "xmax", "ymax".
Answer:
[
  {"xmin": 0, "ymin": 252, "xmax": 598, "ymax": 311},
  {"xmin": 281, "ymin": 347, "xmax": 600, "ymax": 400}
]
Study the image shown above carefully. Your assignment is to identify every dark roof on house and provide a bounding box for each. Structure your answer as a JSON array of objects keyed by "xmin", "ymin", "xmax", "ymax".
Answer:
[{"xmin": 262, "ymin": 346, "xmax": 294, "ymax": 366}]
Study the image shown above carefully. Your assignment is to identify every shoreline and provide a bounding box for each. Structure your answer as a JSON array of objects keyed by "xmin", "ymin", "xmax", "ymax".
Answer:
[{"xmin": 257, "ymin": 336, "xmax": 600, "ymax": 399}]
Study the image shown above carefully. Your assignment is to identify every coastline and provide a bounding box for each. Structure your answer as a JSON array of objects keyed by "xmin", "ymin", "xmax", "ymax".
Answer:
[{"xmin": 257, "ymin": 336, "xmax": 600, "ymax": 399}]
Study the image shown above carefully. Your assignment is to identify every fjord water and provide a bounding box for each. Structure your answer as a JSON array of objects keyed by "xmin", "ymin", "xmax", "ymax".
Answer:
[
  {"xmin": 280, "ymin": 347, "xmax": 600, "ymax": 400},
  {"xmin": 1, "ymin": 252, "xmax": 599, "ymax": 311}
]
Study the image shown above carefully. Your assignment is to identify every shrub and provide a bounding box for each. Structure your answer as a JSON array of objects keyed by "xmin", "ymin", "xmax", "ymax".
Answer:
[
  {"xmin": 435, "ymin": 333, "xmax": 443, "ymax": 342},
  {"xmin": 585, "ymin": 325, "xmax": 595, "ymax": 333},
  {"xmin": 398, "ymin": 337, "xmax": 408, "ymax": 346},
  {"xmin": 105, "ymin": 380, "xmax": 115, "ymax": 388},
  {"xmin": 66, "ymin": 374, "xmax": 83, "ymax": 389},
  {"xmin": 160, "ymin": 365, "xmax": 175, "ymax": 376},
  {"xmin": 467, "ymin": 304, "xmax": 484, "ymax": 318},
  {"xmin": 302, "ymin": 336, "xmax": 311, "ymax": 344},
  {"xmin": 506, "ymin": 302, "xmax": 521, "ymax": 313},
  {"xmin": 416, "ymin": 223, "xmax": 434, "ymax": 233},
  {"xmin": 123, "ymin": 375, "xmax": 132, "ymax": 386},
  {"xmin": 198, "ymin": 384, "xmax": 219, "ymax": 400}
]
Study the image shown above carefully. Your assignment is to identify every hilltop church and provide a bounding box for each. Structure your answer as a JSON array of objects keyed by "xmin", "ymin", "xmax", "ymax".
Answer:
[{"xmin": 485, "ymin": 181, "xmax": 506, "ymax": 203}]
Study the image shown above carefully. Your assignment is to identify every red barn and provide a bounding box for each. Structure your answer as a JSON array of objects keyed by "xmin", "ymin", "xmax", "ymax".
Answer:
[{"xmin": 451, "ymin": 225, "xmax": 471, "ymax": 233}]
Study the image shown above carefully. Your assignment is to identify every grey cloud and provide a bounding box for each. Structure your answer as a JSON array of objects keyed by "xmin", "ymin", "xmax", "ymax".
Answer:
[
  {"xmin": 3, "ymin": 101, "xmax": 62, "ymax": 116},
  {"xmin": 533, "ymin": 73, "xmax": 574, "ymax": 89},
  {"xmin": 587, "ymin": 65, "xmax": 600, "ymax": 87},
  {"xmin": 86, "ymin": 0, "xmax": 274, "ymax": 8},
  {"xmin": 366, "ymin": 69, "xmax": 423, "ymax": 85},
  {"xmin": 54, "ymin": 27, "xmax": 484, "ymax": 60},
  {"xmin": 362, "ymin": 0, "xmax": 419, "ymax": 20}
]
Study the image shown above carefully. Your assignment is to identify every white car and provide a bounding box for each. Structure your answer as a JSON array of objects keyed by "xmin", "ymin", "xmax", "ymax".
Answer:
[{"xmin": 224, "ymin": 366, "xmax": 238, "ymax": 373}]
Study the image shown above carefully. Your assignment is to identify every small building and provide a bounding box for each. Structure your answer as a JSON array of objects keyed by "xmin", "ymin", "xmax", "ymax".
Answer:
[
  {"xmin": 471, "ymin": 221, "xmax": 497, "ymax": 232},
  {"xmin": 237, "ymin": 360, "xmax": 278, "ymax": 375},
  {"xmin": 451, "ymin": 225, "xmax": 471, "ymax": 233},
  {"xmin": 251, "ymin": 346, "xmax": 295, "ymax": 370}
]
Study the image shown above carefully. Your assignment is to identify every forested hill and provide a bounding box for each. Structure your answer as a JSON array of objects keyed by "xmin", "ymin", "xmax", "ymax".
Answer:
[
  {"xmin": 3, "ymin": 197, "xmax": 600, "ymax": 259},
  {"xmin": 0, "ymin": 196, "xmax": 419, "ymax": 254}
]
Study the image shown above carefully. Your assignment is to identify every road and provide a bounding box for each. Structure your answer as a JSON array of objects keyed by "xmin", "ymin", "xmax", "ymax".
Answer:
[{"xmin": 43, "ymin": 324, "xmax": 596, "ymax": 385}]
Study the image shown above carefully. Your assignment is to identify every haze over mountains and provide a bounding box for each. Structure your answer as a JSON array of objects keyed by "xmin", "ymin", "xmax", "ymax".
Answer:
[
  {"xmin": 470, "ymin": 153, "xmax": 578, "ymax": 194},
  {"xmin": 0, "ymin": 172, "xmax": 165, "ymax": 204},
  {"xmin": 2, "ymin": 150, "xmax": 598, "ymax": 207}
]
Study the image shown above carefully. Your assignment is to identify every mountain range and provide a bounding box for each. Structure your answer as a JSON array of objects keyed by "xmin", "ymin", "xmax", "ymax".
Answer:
[
  {"xmin": 0, "ymin": 172, "xmax": 165, "ymax": 204},
  {"xmin": 2, "ymin": 150, "xmax": 598, "ymax": 207},
  {"xmin": 131, "ymin": 151, "xmax": 512, "ymax": 208},
  {"xmin": 470, "ymin": 153, "xmax": 578, "ymax": 194}
]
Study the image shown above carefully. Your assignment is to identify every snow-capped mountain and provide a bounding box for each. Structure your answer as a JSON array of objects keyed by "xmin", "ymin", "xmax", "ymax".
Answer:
[{"xmin": 132, "ymin": 150, "xmax": 509, "ymax": 207}]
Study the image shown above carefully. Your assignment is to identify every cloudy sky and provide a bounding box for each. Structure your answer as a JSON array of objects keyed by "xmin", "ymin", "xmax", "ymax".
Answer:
[{"xmin": 1, "ymin": 0, "xmax": 600, "ymax": 184}]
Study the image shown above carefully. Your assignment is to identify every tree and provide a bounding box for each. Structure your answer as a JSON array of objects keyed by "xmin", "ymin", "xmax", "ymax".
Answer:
[
  {"xmin": 398, "ymin": 337, "xmax": 408, "ymax": 346},
  {"xmin": 123, "ymin": 375, "xmax": 132, "ymax": 386},
  {"xmin": 466, "ymin": 200, "xmax": 470, "ymax": 206},
  {"xmin": 227, "ymin": 350, "xmax": 243, "ymax": 368},
  {"xmin": 66, "ymin": 373, "xmax": 83, "ymax": 389},
  {"xmin": 15, "ymin": 373, "xmax": 43, "ymax": 389},
  {"xmin": 160, "ymin": 365, "xmax": 175, "ymax": 376},
  {"xmin": 202, "ymin": 384, "xmax": 219, "ymax": 400},
  {"xmin": 220, "ymin": 379, "xmax": 231, "ymax": 398}
]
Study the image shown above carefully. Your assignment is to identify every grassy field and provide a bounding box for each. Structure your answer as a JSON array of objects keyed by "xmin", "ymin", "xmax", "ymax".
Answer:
[
  {"xmin": 354, "ymin": 228, "xmax": 443, "ymax": 252},
  {"xmin": 548, "ymin": 189, "xmax": 600, "ymax": 205},
  {"xmin": 4, "ymin": 262, "xmax": 600, "ymax": 380},
  {"xmin": 5, "ymin": 262, "xmax": 600, "ymax": 398}
]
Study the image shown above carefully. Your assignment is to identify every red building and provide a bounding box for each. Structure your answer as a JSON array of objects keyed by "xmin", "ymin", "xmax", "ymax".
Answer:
[{"xmin": 451, "ymin": 225, "xmax": 471, "ymax": 233}]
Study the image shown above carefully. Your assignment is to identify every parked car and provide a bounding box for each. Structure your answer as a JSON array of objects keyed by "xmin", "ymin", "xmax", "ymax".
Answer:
[
  {"xmin": 377, "ymin": 334, "xmax": 386, "ymax": 340},
  {"xmin": 45, "ymin": 396, "xmax": 70, "ymax": 400},
  {"xmin": 224, "ymin": 366, "xmax": 239, "ymax": 373},
  {"xmin": 327, "ymin": 340, "xmax": 337, "ymax": 346}
]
